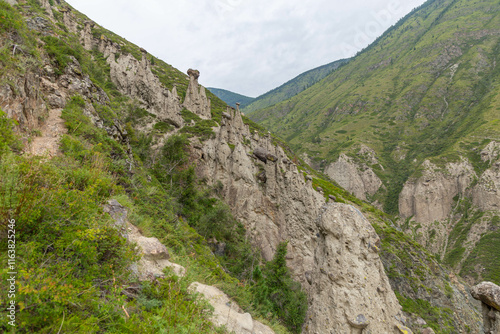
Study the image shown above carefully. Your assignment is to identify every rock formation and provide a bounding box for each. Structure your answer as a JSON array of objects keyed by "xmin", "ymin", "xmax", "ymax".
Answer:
[
  {"xmin": 195, "ymin": 104, "xmax": 410, "ymax": 333},
  {"xmin": 189, "ymin": 282, "xmax": 275, "ymax": 334},
  {"xmin": 324, "ymin": 152, "xmax": 382, "ymax": 201},
  {"xmin": 78, "ymin": 22, "xmax": 184, "ymax": 127},
  {"xmin": 183, "ymin": 69, "xmax": 211, "ymax": 119},
  {"xmin": 472, "ymin": 282, "xmax": 500, "ymax": 334}
]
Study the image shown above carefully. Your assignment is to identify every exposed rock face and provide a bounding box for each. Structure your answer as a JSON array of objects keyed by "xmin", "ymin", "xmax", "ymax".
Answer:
[
  {"xmin": 472, "ymin": 282, "xmax": 500, "ymax": 311},
  {"xmin": 472, "ymin": 282, "xmax": 500, "ymax": 334},
  {"xmin": 324, "ymin": 152, "xmax": 382, "ymax": 201},
  {"xmin": 195, "ymin": 106, "xmax": 408, "ymax": 333},
  {"xmin": 0, "ymin": 55, "xmax": 108, "ymax": 137},
  {"xmin": 78, "ymin": 25, "xmax": 184, "ymax": 127},
  {"xmin": 399, "ymin": 160, "xmax": 475, "ymax": 224},
  {"xmin": 399, "ymin": 159, "xmax": 476, "ymax": 253},
  {"xmin": 189, "ymin": 282, "xmax": 275, "ymax": 334},
  {"xmin": 109, "ymin": 52, "xmax": 183, "ymax": 127},
  {"xmin": 472, "ymin": 162, "xmax": 500, "ymax": 211},
  {"xmin": 183, "ymin": 68, "xmax": 211, "ymax": 119}
]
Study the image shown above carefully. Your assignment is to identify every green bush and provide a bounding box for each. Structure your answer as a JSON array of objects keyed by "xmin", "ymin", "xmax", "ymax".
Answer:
[
  {"xmin": 252, "ymin": 242, "xmax": 307, "ymax": 333},
  {"xmin": 0, "ymin": 109, "xmax": 21, "ymax": 155}
]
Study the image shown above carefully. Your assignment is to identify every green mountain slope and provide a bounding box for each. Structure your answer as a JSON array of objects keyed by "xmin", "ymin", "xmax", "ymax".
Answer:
[
  {"xmin": 248, "ymin": 0, "xmax": 500, "ymax": 206},
  {"xmin": 207, "ymin": 87, "xmax": 255, "ymax": 108},
  {"xmin": 242, "ymin": 58, "xmax": 349, "ymax": 114},
  {"xmin": 248, "ymin": 0, "xmax": 500, "ymax": 283}
]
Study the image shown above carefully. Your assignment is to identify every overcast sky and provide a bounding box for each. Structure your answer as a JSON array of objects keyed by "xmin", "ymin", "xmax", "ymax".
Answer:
[{"xmin": 66, "ymin": 0, "xmax": 427, "ymax": 97}]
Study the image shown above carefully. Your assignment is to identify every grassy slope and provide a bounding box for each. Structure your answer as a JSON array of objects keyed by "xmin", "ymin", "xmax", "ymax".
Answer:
[
  {"xmin": 243, "ymin": 58, "xmax": 349, "ymax": 115},
  {"xmin": 207, "ymin": 87, "xmax": 255, "ymax": 109}
]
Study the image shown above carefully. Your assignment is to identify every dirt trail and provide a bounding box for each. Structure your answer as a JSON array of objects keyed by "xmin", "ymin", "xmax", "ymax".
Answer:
[{"xmin": 29, "ymin": 108, "xmax": 66, "ymax": 157}]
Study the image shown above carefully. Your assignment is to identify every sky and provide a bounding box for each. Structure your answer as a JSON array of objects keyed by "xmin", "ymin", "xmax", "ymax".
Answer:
[{"xmin": 66, "ymin": 0, "xmax": 427, "ymax": 97}]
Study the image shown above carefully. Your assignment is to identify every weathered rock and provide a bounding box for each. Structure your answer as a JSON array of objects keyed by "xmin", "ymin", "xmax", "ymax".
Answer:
[
  {"xmin": 347, "ymin": 314, "xmax": 369, "ymax": 329},
  {"xmin": 324, "ymin": 152, "xmax": 382, "ymax": 201},
  {"xmin": 329, "ymin": 194, "xmax": 337, "ymax": 201},
  {"xmin": 183, "ymin": 69, "xmax": 211, "ymax": 119},
  {"xmin": 257, "ymin": 171, "xmax": 267, "ymax": 183},
  {"xmin": 253, "ymin": 146, "xmax": 268, "ymax": 163},
  {"xmin": 109, "ymin": 53, "xmax": 183, "ymax": 127},
  {"xmin": 196, "ymin": 111, "xmax": 410, "ymax": 333},
  {"xmin": 472, "ymin": 282, "xmax": 500, "ymax": 311},
  {"xmin": 395, "ymin": 323, "xmax": 414, "ymax": 333},
  {"xmin": 104, "ymin": 199, "xmax": 128, "ymax": 237},
  {"xmin": 422, "ymin": 328, "xmax": 436, "ymax": 334},
  {"xmin": 189, "ymin": 282, "xmax": 274, "ymax": 334},
  {"xmin": 399, "ymin": 159, "xmax": 476, "ymax": 254}
]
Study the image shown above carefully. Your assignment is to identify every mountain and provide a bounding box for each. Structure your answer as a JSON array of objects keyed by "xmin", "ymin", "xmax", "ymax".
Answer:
[
  {"xmin": 0, "ymin": 0, "xmax": 487, "ymax": 333},
  {"xmin": 242, "ymin": 58, "xmax": 349, "ymax": 114},
  {"xmin": 207, "ymin": 87, "xmax": 254, "ymax": 109},
  {"xmin": 248, "ymin": 0, "xmax": 500, "ymax": 285}
]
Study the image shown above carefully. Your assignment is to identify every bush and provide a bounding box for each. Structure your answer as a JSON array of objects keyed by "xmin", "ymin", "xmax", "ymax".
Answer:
[{"xmin": 252, "ymin": 242, "xmax": 307, "ymax": 333}]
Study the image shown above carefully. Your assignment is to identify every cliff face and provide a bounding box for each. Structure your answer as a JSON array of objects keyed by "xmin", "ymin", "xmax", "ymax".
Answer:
[{"xmin": 194, "ymin": 102, "xmax": 407, "ymax": 333}]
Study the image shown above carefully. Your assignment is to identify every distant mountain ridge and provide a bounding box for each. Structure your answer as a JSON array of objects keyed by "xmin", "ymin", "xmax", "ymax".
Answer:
[
  {"xmin": 206, "ymin": 87, "xmax": 254, "ymax": 109},
  {"xmin": 248, "ymin": 0, "xmax": 500, "ymax": 286},
  {"xmin": 242, "ymin": 58, "xmax": 349, "ymax": 114}
]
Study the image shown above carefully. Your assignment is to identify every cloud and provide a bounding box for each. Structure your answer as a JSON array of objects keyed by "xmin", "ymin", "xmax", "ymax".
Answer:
[{"xmin": 66, "ymin": 0, "xmax": 427, "ymax": 97}]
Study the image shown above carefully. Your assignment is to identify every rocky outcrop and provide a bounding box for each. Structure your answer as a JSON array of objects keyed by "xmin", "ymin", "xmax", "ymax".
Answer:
[
  {"xmin": 1, "ymin": 54, "xmax": 108, "ymax": 139},
  {"xmin": 399, "ymin": 160, "xmax": 475, "ymax": 224},
  {"xmin": 183, "ymin": 68, "xmax": 211, "ymax": 119},
  {"xmin": 109, "ymin": 51, "xmax": 183, "ymax": 127},
  {"xmin": 398, "ymin": 159, "xmax": 476, "ymax": 253},
  {"xmin": 472, "ymin": 282, "xmax": 500, "ymax": 334},
  {"xmin": 189, "ymin": 282, "xmax": 275, "ymax": 334},
  {"xmin": 195, "ymin": 106, "xmax": 409, "ymax": 333},
  {"xmin": 472, "ymin": 161, "xmax": 500, "ymax": 212},
  {"xmin": 324, "ymin": 151, "xmax": 382, "ymax": 201},
  {"xmin": 78, "ymin": 23, "xmax": 184, "ymax": 127}
]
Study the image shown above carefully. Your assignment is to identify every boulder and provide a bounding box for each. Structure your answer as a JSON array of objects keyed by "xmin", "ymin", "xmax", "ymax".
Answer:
[
  {"xmin": 189, "ymin": 282, "xmax": 275, "ymax": 334},
  {"xmin": 472, "ymin": 282, "xmax": 500, "ymax": 311},
  {"xmin": 253, "ymin": 147, "xmax": 268, "ymax": 163}
]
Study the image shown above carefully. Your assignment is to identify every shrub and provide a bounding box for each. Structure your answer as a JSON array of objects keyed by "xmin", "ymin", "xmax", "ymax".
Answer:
[{"xmin": 252, "ymin": 242, "xmax": 308, "ymax": 333}]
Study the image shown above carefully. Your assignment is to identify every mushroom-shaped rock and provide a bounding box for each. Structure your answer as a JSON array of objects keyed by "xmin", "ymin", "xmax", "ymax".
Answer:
[
  {"xmin": 305, "ymin": 175, "xmax": 313, "ymax": 181},
  {"xmin": 329, "ymin": 194, "xmax": 337, "ymax": 202},
  {"xmin": 472, "ymin": 282, "xmax": 500, "ymax": 311},
  {"xmin": 222, "ymin": 111, "xmax": 232, "ymax": 120},
  {"xmin": 187, "ymin": 68, "xmax": 200, "ymax": 80}
]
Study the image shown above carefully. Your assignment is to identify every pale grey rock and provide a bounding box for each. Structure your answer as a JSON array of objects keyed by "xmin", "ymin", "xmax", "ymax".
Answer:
[
  {"xmin": 183, "ymin": 69, "xmax": 211, "ymax": 119},
  {"xmin": 195, "ymin": 111, "xmax": 409, "ymax": 332},
  {"xmin": 104, "ymin": 199, "xmax": 128, "ymax": 238},
  {"xmin": 471, "ymin": 282, "xmax": 500, "ymax": 334},
  {"xmin": 472, "ymin": 282, "xmax": 500, "ymax": 311},
  {"xmin": 325, "ymin": 153, "xmax": 382, "ymax": 201},
  {"xmin": 422, "ymin": 328, "xmax": 436, "ymax": 334},
  {"xmin": 108, "ymin": 51, "xmax": 183, "ymax": 127},
  {"xmin": 189, "ymin": 282, "xmax": 274, "ymax": 334},
  {"xmin": 253, "ymin": 146, "xmax": 268, "ymax": 163},
  {"xmin": 399, "ymin": 159, "xmax": 476, "ymax": 254}
]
